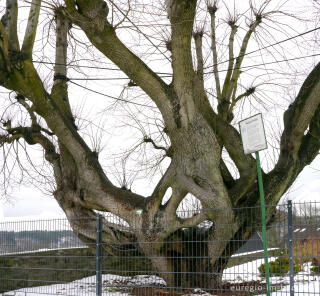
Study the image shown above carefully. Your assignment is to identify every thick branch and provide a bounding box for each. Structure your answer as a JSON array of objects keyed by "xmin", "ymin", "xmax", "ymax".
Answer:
[
  {"xmin": 51, "ymin": 9, "xmax": 73, "ymax": 123},
  {"xmin": 63, "ymin": 0, "xmax": 170, "ymax": 117},
  {"xmin": 176, "ymin": 173, "xmax": 230, "ymax": 210},
  {"xmin": 248, "ymin": 69, "xmax": 320, "ymax": 207},
  {"xmin": 193, "ymin": 32, "xmax": 204, "ymax": 82},
  {"xmin": 277, "ymin": 62, "xmax": 320, "ymax": 170},
  {"xmin": 169, "ymin": 0, "xmax": 196, "ymax": 76},
  {"xmin": 197, "ymin": 99, "xmax": 257, "ymax": 202},
  {"xmin": 148, "ymin": 162, "xmax": 177, "ymax": 211},
  {"xmin": 165, "ymin": 186, "xmax": 187, "ymax": 214},
  {"xmin": 298, "ymin": 105, "xmax": 320, "ymax": 166},
  {"xmin": 21, "ymin": 0, "xmax": 41, "ymax": 57},
  {"xmin": 3, "ymin": 121, "xmax": 59, "ymax": 164},
  {"xmin": 54, "ymin": 201, "xmax": 135, "ymax": 254},
  {"xmin": 229, "ymin": 86, "xmax": 256, "ymax": 113},
  {"xmin": 208, "ymin": 5, "xmax": 221, "ymax": 99},
  {"xmin": 0, "ymin": 21, "xmax": 10, "ymax": 71},
  {"xmin": 227, "ymin": 19, "xmax": 261, "ymax": 99},
  {"xmin": 0, "ymin": 133, "xmax": 21, "ymax": 145},
  {"xmin": 169, "ymin": 0, "xmax": 197, "ymax": 127},
  {"xmin": 219, "ymin": 18, "xmax": 261, "ymax": 119},
  {"xmin": 218, "ymin": 24, "xmax": 238, "ymax": 119},
  {"xmin": 263, "ymin": 103, "xmax": 320, "ymax": 207},
  {"xmin": 221, "ymin": 25, "xmax": 237, "ymax": 100},
  {"xmin": 198, "ymin": 99, "xmax": 256, "ymax": 174},
  {"xmin": 177, "ymin": 210, "xmax": 207, "ymax": 228},
  {"xmin": 219, "ymin": 159, "xmax": 236, "ymax": 188},
  {"xmin": 1, "ymin": 25, "xmax": 147, "ymax": 218},
  {"xmin": 2, "ymin": 0, "xmax": 19, "ymax": 51}
]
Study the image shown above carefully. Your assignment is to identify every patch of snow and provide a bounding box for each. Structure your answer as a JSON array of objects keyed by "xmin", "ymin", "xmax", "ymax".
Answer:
[
  {"xmin": 0, "ymin": 246, "xmax": 87, "ymax": 256},
  {"xmin": 182, "ymin": 288, "xmax": 216, "ymax": 296},
  {"xmin": 223, "ymin": 256, "xmax": 277, "ymax": 283},
  {"xmin": 3, "ymin": 274, "xmax": 166, "ymax": 296},
  {"xmin": 231, "ymin": 248, "xmax": 279, "ymax": 258}
]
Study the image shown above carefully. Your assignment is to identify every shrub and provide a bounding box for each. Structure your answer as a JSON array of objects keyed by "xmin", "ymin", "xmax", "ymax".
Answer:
[
  {"xmin": 310, "ymin": 257, "xmax": 320, "ymax": 275},
  {"xmin": 310, "ymin": 265, "xmax": 320, "ymax": 275},
  {"xmin": 258, "ymin": 256, "xmax": 302, "ymax": 277}
]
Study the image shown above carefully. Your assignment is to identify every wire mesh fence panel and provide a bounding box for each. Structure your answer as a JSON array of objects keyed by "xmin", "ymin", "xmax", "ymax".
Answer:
[
  {"xmin": 0, "ymin": 217, "xmax": 96, "ymax": 295},
  {"xmin": 290, "ymin": 202, "xmax": 320, "ymax": 295},
  {"xmin": 0, "ymin": 202, "xmax": 319, "ymax": 296}
]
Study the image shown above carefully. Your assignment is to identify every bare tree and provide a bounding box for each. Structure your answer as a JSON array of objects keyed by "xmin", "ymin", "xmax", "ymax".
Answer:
[{"xmin": 0, "ymin": 0, "xmax": 320, "ymax": 288}]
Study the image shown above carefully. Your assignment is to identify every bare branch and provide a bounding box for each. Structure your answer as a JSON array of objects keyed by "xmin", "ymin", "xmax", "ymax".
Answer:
[
  {"xmin": 143, "ymin": 136, "xmax": 171, "ymax": 155},
  {"xmin": 208, "ymin": 1, "xmax": 221, "ymax": 98},
  {"xmin": 113, "ymin": 0, "xmax": 130, "ymax": 29},
  {"xmin": 16, "ymin": 94, "xmax": 37, "ymax": 125}
]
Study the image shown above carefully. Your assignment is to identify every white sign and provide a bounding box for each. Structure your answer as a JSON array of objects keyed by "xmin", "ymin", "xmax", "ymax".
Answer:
[{"xmin": 239, "ymin": 113, "xmax": 267, "ymax": 154}]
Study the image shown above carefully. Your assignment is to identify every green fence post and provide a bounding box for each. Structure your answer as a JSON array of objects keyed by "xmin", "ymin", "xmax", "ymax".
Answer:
[{"xmin": 255, "ymin": 151, "xmax": 271, "ymax": 296}]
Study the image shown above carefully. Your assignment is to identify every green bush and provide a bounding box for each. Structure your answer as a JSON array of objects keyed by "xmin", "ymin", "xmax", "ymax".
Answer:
[
  {"xmin": 258, "ymin": 256, "xmax": 302, "ymax": 277},
  {"xmin": 310, "ymin": 265, "xmax": 320, "ymax": 274}
]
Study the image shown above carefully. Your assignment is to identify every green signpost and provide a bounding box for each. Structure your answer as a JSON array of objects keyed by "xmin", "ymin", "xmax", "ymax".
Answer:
[
  {"xmin": 255, "ymin": 151, "xmax": 271, "ymax": 296},
  {"xmin": 239, "ymin": 114, "xmax": 271, "ymax": 296}
]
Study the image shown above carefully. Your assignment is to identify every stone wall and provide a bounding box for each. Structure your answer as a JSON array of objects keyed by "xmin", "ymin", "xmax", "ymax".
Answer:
[{"xmin": 0, "ymin": 247, "xmax": 151, "ymax": 293}]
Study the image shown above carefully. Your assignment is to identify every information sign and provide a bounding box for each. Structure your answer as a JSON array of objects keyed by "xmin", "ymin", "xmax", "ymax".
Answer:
[{"xmin": 239, "ymin": 113, "xmax": 267, "ymax": 154}]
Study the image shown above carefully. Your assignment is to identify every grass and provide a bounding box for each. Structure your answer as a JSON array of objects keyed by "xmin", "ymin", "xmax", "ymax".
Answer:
[{"xmin": 293, "ymin": 237, "xmax": 320, "ymax": 266}]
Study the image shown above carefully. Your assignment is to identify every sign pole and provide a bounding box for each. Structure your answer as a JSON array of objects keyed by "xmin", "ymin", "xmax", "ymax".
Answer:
[
  {"xmin": 255, "ymin": 151, "xmax": 271, "ymax": 296},
  {"xmin": 239, "ymin": 113, "xmax": 271, "ymax": 296}
]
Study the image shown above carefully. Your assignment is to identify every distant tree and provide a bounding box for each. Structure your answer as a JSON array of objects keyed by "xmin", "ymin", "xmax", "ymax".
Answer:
[{"xmin": 0, "ymin": 0, "xmax": 320, "ymax": 288}]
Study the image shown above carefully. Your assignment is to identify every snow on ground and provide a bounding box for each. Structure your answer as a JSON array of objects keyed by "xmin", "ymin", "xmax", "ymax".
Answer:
[
  {"xmin": 224, "ymin": 259, "xmax": 320, "ymax": 295},
  {"xmin": 1, "ymin": 274, "xmax": 161, "ymax": 296},
  {"xmin": 231, "ymin": 248, "xmax": 279, "ymax": 258},
  {"xmin": 2, "ymin": 274, "xmax": 210, "ymax": 296},
  {"xmin": 223, "ymin": 256, "xmax": 278, "ymax": 283},
  {"xmin": 3, "ymin": 260, "xmax": 320, "ymax": 296},
  {"xmin": 266, "ymin": 262, "xmax": 320, "ymax": 295}
]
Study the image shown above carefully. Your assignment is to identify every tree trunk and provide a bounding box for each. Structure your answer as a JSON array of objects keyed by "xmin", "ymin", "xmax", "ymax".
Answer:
[{"xmin": 139, "ymin": 227, "xmax": 228, "ymax": 290}]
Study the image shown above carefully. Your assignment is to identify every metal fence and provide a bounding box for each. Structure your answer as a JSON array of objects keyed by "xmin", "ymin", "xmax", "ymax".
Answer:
[{"xmin": 0, "ymin": 201, "xmax": 320, "ymax": 296}]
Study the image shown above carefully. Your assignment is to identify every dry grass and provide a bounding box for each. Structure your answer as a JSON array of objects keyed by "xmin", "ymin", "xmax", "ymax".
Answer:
[{"xmin": 293, "ymin": 237, "xmax": 320, "ymax": 266}]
